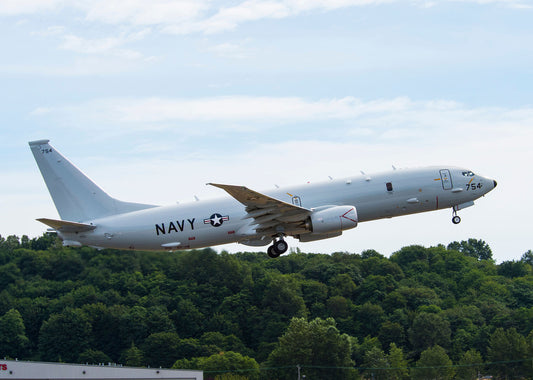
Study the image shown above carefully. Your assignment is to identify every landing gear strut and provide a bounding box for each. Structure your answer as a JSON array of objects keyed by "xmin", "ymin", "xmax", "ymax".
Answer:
[
  {"xmin": 267, "ymin": 237, "xmax": 289, "ymax": 258},
  {"xmin": 452, "ymin": 207, "xmax": 461, "ymax": 224}
]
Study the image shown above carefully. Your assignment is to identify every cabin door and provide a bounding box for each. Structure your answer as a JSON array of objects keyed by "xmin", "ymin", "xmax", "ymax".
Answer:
[{"xmin": 439, "ymin": 169, "xmax": 453, "ymax": 190}]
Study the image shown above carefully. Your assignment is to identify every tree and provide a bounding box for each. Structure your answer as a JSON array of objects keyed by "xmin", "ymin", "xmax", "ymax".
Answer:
[
  {"xmin": 527, "ymin": 330, "xmax": 533, "ymax": 375},
  {"xmin": 199, "ymin": 332, "xmax": 248, "ymax": 356},
  {"xmin": 119, "ymin": 306, "xmax": 149, "ymax": 347},
  {"xmin": 0, "ymin": 263, "xmax": 22, "ymax": 289},
  {"xmin": 30, "ymin": 233, "xmax": 59, "ymax": 251},
  {"xmin": 327, "ymin": 295, "xmax": 352, "ymax": 318},
  {"xmin": 214, "ymin": 374, "xmax": 250, "ymax": 380},
  {"xmin": 0, "ymin": 309, "xmax": 29, "ymax": 358},
  {"xmin": 352, "ymin": 335, "xmax": 381, "ymax": 368},
  {"xmin": 487, "ymin": 327, "xmax": 528, "ymax": 379},
  {"xmin": 329, "ymin": 273, "xmax": 357, "ymax": 298},
  {"xmin": 2, "ymin": 235, "xmax": 21, "ymax": 251},
  {"xmin": 498, "ymin": 260, "xmax": 530, "ymax": 278},
  {"xmin": 521, "ymin": 250, "xmax": 533, "ymax": 265},
  {"xmin": 261, "ymin": 273, "xmax": 307, "ymax": 317},
  {"xmin": 379, "ymin": 321, "xmax": 406, "ymax": 348},
  {"xmin": 120, "ymin": 342, "xmax": 145, "ymax": 367},
  {"xmin": 411, "ymin": 345, "xmax": 454, "ymax": 380},
  {"xmin": 354, "ymin": 302, "xmax": 385, "ymax": 338},
  {"xmin": 146, "ymin": 306, "xmax": 175, "ymax": 334},
  {"xmin": 408, "ymin": 313, "xmax": 451, "ymax": 355},
  {"xmin": 455, "ymin": 349, "xmax": 483, "ymax": 380},
  {"xmin": 356, "ymin": 275, "xmax": 397, "ymax": 304},
  {"xmin": 266, "ymin": 317, "xmax": 356, "ymax": 380},
  {"xmin": 141, "ymin": 331, "xmax": 181, "ymax": 368},
  {"xmin": 450, "ymin": 328, "xmax": 474, "ymax": 362},
  {"xmin": 38, "ymin": 308, "xmax": 92, "ymax": 363},
  {"xmin": 82, "ymin": 303, "xmax": 127, "ymax": 362},
  {"xmin": 362, "ymin": 346, "xmax": 388, "ymax": 379},
  {"xmin": 78, "ymin": 349, "xmax": 111, "ymax": 364},
  {"xmin": 356, "ymin": 342, "xmax": 409, "ymax": 380},
  {"xmin": 3, "ymin": 235, "xmax": 532, "ymax": 376},
  {"xmin": 198, "ymin": 351, "xmax": 259, "ymax": 380},
  {"xmin": 447, "ymin": 239, "xmax": 493, "ymax": 261},
  {"xmin": 173, "ymin": 351, "xmax": 259, "ymax": 380},
  {"xmin": 387, "ymin": 343, "xmax": 409, "ymax": 380},
  {"xmin": 171, "ymin": 299, "xmax": 204, "ymax": 338},
  {"xmin": 392, "ymin": 286, "xmax": 441, "ymax": 311}
]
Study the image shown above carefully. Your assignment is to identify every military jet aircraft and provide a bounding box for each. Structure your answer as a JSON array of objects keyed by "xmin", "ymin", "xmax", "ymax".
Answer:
[{"xmin": 29, "ymin": 140, "xmax": 497, "ymax": 258}]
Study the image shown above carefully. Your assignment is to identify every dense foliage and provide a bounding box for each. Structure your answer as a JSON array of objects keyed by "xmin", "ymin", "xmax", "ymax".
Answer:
[{"xmin": 0, "ymin": 234, "xmax": 532, "ymax": 379}]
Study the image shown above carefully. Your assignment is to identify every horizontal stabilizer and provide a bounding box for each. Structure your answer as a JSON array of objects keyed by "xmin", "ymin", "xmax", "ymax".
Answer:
[{"xmin": 37, "ymin": 218, "xmax": 96, "ymax": 233}]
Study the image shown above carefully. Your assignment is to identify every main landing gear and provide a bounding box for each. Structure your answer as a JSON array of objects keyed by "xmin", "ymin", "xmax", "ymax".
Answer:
[
  {"xmin": 267, "ymin": 237, "xmax": 289, "ymax": 258},
  {"xmin": 452, "ymin": 207, "xmax": 461, "ymax": 224}
]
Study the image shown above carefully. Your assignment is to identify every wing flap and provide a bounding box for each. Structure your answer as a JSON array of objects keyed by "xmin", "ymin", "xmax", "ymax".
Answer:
[
  {"xmin": 208, "ymin": 183, "xmax": 311, "ymax": 236},
  {"xmin": 37, "ymin": 218, "xmax": 96, "ymax": 233}
]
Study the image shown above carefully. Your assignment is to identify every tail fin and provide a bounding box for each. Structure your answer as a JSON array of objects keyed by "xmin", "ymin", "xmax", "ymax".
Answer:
[{"xmin": 29, "ymin": 139, "xmax": 156, "ymax": 222}]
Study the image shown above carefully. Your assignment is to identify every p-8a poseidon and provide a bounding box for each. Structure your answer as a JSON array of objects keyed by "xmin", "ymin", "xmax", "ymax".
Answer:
[{"xmin": 29, "ymin": 140, "xmax": 497, "ymax": 258}]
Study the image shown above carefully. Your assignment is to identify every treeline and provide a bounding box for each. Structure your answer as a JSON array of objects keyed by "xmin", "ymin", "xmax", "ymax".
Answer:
[{"xmin": 0, "ymin": 234, "xmax": 532, "ymax": 379}]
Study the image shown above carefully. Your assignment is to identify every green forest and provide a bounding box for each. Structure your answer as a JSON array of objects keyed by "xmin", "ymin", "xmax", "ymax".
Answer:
[{"xmin": 1, "ymin": 233, "xmax": 532, "ymax": 379}]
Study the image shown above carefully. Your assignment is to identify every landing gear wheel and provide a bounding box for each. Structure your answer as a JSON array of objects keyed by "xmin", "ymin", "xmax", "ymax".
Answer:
[
  {"xmin": 273, "ymin": 239, "xmax": 288, "ymax": 255},
  {"xmin": 267, "ymin": 238, "xmax": 289, "ymax": 258},
  {"xmin": 267, "ymin": 245, "xmax": 280, "ymax": 258},
  {"xmin": 452, "ymin": 215, "xmax": 461, "ymax": 224}
]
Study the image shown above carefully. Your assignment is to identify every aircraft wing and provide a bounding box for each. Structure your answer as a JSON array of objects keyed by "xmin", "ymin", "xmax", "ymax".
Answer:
[
  {"xmin": 37, "ymin": 218, "xmax": 96, "ymax": 233},
  {"xmin": 208, "ymin": 183, "xmax": 311, "ymax": 235}
]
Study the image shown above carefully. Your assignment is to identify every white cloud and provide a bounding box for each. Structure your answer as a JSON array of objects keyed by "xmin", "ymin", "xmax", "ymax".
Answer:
[
  {"xmin": 82, "ymin": 0, "xmax": 208, "ymax": 26},
  {"xmin": 31, "ymin": 96, "xmax": 368, "ymax": 128},
  {"xmin": 0, "ymin": 0, "xmax": 64, "ymax": 15},
  {"xmin": 29, "ymin": 107, "xmax": 51, "ymax": 115},
  {"xmin": 0, "ymin": 55, "xmax": 152, "ymax": 76},
  {"xmin": 60, "ymin": 34, "xmax": 123, "ymax": 54},
  {"xmin": 207, "ymin": 41, "xmax": 251, "ymax": 59},
  {"xmin": 55, "ymin": 27, "xmax": 151, "ymax": 59},
  {"xmin": 29, "ymin": 96, "xmax": 533, "ymax": 153},
  {"xmin": 33, "ymin": 95, "xmax": 533, "ymax": 125},
  {"xmin": 198, "ymin": 0, "xmax": 292, "ymax": 34},
  {"xmin": 3, "ymin": 0, "xmax": 529, "ymax": 34},
  {"xmin": 32, "ymin": 25, "xmax": 66, "ymax": 36}
]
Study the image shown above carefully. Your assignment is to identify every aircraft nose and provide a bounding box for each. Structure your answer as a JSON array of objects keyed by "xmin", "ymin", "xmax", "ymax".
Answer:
[{"xmin": 493, "ymin": 180, "xmax": 497, "ymax": 188}]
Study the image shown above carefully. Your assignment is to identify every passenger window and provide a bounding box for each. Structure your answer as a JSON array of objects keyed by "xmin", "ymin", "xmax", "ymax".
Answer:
[{"xmin": 386, "ymin": 182, "xmax": 393, "ymax": 192}]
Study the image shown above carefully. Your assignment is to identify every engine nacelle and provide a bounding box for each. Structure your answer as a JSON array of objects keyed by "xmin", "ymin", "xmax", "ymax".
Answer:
[
  {"xmin": 309, "ymin": 205, "xmax": 358, "ymax": 234},
  {"xmin": 298, "ymin": 231, "xmax": 342, "ymax": 242}
]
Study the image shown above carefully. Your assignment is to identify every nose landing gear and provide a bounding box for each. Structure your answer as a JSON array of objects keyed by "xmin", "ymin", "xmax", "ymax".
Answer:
[
  {"xmin": 452, "ymin": 207, "xmax": 461, "ymax": 224},
  {"xmin": 267, "ymin": 237, "xmax": 289, "ymax": 258}
]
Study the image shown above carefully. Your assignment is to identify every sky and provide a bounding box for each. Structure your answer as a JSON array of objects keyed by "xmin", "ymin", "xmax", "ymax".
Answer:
[{"xmin": 1, "ymin": 0, "xmax": 532, "ymax": 262}]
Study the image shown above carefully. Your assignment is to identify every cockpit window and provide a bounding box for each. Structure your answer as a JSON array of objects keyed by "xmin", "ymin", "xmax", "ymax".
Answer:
[{"xmin": 462, "ymin": 171, "xmax": 475, "ymax": 177}]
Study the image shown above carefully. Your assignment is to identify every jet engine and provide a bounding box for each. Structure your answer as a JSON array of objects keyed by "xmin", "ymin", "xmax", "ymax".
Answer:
[
  {"xmin": 297, "ymin": 205, "xmax": 358, "ymax": 242},
  {"xmin": 310, "ymin": 205, "xmax": 358, "ymax": 233}
]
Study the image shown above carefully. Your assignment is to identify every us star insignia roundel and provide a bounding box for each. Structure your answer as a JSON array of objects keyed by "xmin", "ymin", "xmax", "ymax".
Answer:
[{"xmin": 204, "ymin": 213, "xmax": 229, "ymax": 227}]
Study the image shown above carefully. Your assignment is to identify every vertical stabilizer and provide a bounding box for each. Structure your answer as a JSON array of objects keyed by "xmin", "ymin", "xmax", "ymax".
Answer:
[{"xmin": 29, "ymin": 140, "xmax": 155, "ymax": 222}]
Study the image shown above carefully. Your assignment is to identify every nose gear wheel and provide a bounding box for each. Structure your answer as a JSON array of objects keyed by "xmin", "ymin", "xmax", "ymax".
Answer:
[{"xmin": 452, "ymin": 207, "xmax": 461, "ymax": 224}]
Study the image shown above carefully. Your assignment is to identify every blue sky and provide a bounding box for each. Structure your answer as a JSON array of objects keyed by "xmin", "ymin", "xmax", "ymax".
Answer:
[{"xmin": 1, "ymin": 0, "xmax": 532, "ymax": 262}]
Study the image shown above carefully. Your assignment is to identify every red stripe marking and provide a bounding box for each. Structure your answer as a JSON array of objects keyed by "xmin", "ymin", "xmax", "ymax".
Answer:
[{"xmin": 341, "ymin": 209, "xmax": 357, "ymax": 223}]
